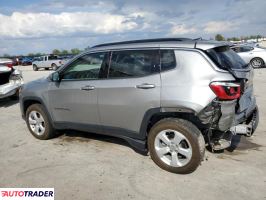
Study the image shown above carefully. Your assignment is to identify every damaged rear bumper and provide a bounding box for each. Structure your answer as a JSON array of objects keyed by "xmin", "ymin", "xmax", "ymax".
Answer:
[
  {"xmin": 0, "ymin": 81, "xmax": 22, "ymax": 99},
  {"xmin": 0, "ymin": 69, "xmax": 24, "ymax": 99},
  {"xmin": 197, "ymin": 93, "xmax": 257, "ymax": 150}
]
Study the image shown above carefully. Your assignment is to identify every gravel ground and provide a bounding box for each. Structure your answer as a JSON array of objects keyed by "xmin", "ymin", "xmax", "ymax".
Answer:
[{"xmin": 0, "ymin": 65, "xmax": 265, "ymax": 200}]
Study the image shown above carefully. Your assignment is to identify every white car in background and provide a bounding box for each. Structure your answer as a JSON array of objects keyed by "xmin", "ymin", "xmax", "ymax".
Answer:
[
  {"xmin": 0, "ymin": 58, "xmax": 23, "ymax": 99},
  {"xmin": 231, "ymin": 45, "xmax": 266, "ymax": 68}
]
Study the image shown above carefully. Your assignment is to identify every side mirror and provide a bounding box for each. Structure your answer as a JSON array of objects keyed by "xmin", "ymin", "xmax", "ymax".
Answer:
[{"xmin": 51, "ymin": 71, "xmax": 60, "ymax": 82}]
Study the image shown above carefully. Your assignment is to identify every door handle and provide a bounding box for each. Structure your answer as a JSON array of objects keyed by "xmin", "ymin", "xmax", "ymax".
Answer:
[
  {"xmin": 136, "ymin": 83, "xmax": 156, "ymax": 89},
  {"xmin": 81, "ymin": 85, "xmax": 95, "ymax": 91}
]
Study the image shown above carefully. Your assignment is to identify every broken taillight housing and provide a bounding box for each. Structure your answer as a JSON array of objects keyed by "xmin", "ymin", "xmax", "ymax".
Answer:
[
  {"xmin": 4, "ymin": 63, "xmax": 13, "ymax": 68},
  {"xmin": 209, "ymin": 82, "xmax": 241, "ymax": 100}
]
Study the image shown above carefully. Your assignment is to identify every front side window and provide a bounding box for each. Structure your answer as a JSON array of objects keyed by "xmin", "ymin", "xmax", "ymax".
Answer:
[
  {"xmin": 62, "ymin": 52, "xmax": 107, "ymax": 80},
  {"xmin": 108, "ymin": 50, "xmax": 159, "ymax": 78}
]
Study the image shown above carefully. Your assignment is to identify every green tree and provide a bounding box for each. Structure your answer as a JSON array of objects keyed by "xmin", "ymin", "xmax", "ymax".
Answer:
[
  {"xmin": 52, "ymin": 49, "xmax": 61, "ymax": 55},
  {"xmin": 61, "ymin": 50, "xmax": 69, "ymax": 55},
  {"xmin": 215, "ymin": 34, "xmax": 225, "ymax": 41},
  {"xmin": 71, "ymin": 48, "xmax": 81, "ymax": 55}
]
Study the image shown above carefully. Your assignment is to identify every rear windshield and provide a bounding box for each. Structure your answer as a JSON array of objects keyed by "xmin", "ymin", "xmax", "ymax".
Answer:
[{"xmin": 206, "ymin": 46, "xmax": 247, "ymax": 70}]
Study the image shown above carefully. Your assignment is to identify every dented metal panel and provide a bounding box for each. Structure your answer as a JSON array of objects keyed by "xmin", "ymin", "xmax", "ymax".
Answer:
[{"xmin": 0, "ymin": 68, "xmax": 23, "ymax": 99}]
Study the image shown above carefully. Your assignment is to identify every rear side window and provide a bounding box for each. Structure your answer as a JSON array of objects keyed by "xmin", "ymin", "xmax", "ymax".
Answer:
[
  {"xmin": 160, "ymin": 50, "xmax": 176, "ymax": 71},
  {"xmin": 206, "ymin": 46, "xmax": 247, "ymax": 70},
  {"xmin": 108, "ymin": 50, "xmax": 159, "ymax": 78},
  {"xmin": 48, "ymin": 55, "xmax": 58, "ymax": 60},
  {"xmin": 239, "ymin": 46, "xmax": 254, "ymax": 52}
]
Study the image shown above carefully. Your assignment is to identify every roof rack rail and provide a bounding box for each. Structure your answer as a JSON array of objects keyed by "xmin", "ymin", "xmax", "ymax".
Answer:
[{"xmin": 92, "ymin": 38, "xmax": 193, "ymax": 48}]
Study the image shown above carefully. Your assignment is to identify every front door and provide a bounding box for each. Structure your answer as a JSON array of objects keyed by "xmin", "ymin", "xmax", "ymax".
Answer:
[{"xmin": 48, "ymin": 52, "xmax": 108, "ymax": 127}]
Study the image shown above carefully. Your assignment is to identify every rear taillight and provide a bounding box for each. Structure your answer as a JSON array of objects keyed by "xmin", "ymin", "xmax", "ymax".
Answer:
[
  {"xmin": 4, "ymin": 63, "xmax": 13, "ymax": 68},
  {"xmin": 210, "ymin": 82, "xmax": 241, "ymax": 100}
]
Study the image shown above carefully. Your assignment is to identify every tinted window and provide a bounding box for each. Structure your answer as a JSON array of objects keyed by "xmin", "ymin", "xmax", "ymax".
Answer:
[
  {"xmin": 239, "ymin": 46, "xmax": 254, "ymax": 52},
  {"xmin": 48, "ymin": 55, "xmax": 58, "ymax": 60},
  {"xmin": 62, "ymin": 52, "xmax": 107, "ymax": 80},
  {"xmin": 160, "ymin": 50, "xmax": 176, "ymax": 71},
  {"xmin": 108, "ymin": 50, "xmax": 159, "ymax": 78},
  {"xmin": 206, "ymin": 46, "xmax": 247, "ymax": 70},
  {"xmin": 231, "ymin": 47, "xmax": 240, "ymax": 53}
]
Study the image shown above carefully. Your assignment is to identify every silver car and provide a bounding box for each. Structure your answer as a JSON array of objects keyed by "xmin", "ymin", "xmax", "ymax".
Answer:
[
  {"xmin": 20, "ymin": 38, "xmax": 259, "ymax": 174},
  {"xmin": 231, "ymin": 45, "xmax": 266, "ymax": 68},
  {"xmin": 0, "ymin": 58, "xmax": 23, "ymax": 99}
]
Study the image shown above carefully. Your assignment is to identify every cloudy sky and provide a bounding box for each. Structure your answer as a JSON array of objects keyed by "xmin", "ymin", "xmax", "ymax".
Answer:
[{"xmin": 0, "ymin": 0, "xmax": 265, "ymax": 55}]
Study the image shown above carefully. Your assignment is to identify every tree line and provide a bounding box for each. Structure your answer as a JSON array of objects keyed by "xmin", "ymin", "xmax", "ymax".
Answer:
[
  {"xmin": 215, "ymin": 34, "xmax": 265, "ymax": 41},
  {"xmin": 2, "ymin": 48, "xmax": 83, "ymax": 58}
]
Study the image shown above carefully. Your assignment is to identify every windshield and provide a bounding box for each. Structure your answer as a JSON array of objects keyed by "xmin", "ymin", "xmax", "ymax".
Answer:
[{"xmin": 206, "ymin": 46, "xmax": 247, "ymax": 70}]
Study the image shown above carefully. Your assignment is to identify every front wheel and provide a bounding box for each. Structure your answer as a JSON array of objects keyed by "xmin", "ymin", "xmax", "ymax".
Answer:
[
  {"xmin": 26, "ymin": 104, "xmax": 55, "ymax": 140},
  {"xmin": 148, "ymin": 118, "xmax": 205, "ymax": 174}
]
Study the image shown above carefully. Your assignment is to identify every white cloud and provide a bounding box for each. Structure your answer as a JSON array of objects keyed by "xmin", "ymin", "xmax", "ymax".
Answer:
[
  {"xmin": 0, "ymin": 12, "xmax": 138, "ymax": 39},
  {"xmin": 170, "ymin": 24, "xmax": 197, "ymax": 35},
  {"xmin": 203, "ymin": 21, "xmax": 236, "ymax": 33}
]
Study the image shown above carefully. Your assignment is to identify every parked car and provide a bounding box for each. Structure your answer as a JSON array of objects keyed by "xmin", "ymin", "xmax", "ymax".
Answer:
[
  {"xmin": 21, "ymin": 57, "xmax": 33, "ymax": 66},
  {"xmin": 12, "ymin": 57, "xmax": 20, "ymax": 66},
  {"xmin": 231, "ymin": 45, "xmax": 266, "ymax": 68},
  {"xmin": 32, "ymin": 55, "xmax": 63, "ymax": 71},
  {"xmin": 20, "ymin": 38, "xmax": 259, "ymax": 174},
  {"xmin": 0, "ymin": 58, "xmax": 23, "ymax": 99}
]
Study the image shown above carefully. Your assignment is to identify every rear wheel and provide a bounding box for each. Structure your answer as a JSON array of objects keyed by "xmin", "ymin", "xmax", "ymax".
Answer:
[
  {"xmin": 26, "ymin": 104, "xmax": 55, "ymax": 140},
  {"xmin": 33, "ymin": 64, "xmax": 38, "ymax": 71},
  {"xmin": 148, "ymin": 118, "xmax": 205, "ymax": 174},
  {"xmin": 250, "ymin": 58, "xmax": 264, "ymax": 68}
]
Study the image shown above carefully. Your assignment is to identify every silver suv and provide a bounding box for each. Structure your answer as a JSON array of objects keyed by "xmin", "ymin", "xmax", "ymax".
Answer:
[{"xmin": 20, "ymin": 38, "xmax": 259, "ymax": 174}]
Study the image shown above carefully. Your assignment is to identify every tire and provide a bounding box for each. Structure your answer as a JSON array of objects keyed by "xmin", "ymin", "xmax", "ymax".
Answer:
[
  {"xmin": 245, "ymin": 106, "xmax": 259, "ymax": 136},
  {"xmin": 250, "ymin": 57, "xmax": 264, "ymax": 68},
  {"xmin": 25, "ymin": 104, "xmax": 55, "ymax": 140},
  {"xmin": 148, "ymin": 118, "xmax": 205, "ymax": 174},
  {"xmin": 33, "ymin": 64, "xmax": 38, "ymax": 71},
  {"xmin": 52, "ymin": 63, "xmax": 57, "ymax": 71}
]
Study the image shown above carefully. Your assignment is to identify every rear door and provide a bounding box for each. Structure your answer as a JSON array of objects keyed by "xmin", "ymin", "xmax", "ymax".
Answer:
[{"xmin": 97, "ymin": 49, "xmax": 161, "ymax": 139}]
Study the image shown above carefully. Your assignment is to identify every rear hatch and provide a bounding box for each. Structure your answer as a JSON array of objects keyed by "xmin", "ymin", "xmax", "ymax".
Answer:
[{"xmin": 205, "ymin": 45, "xmax": 256, "ymax": 121}]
